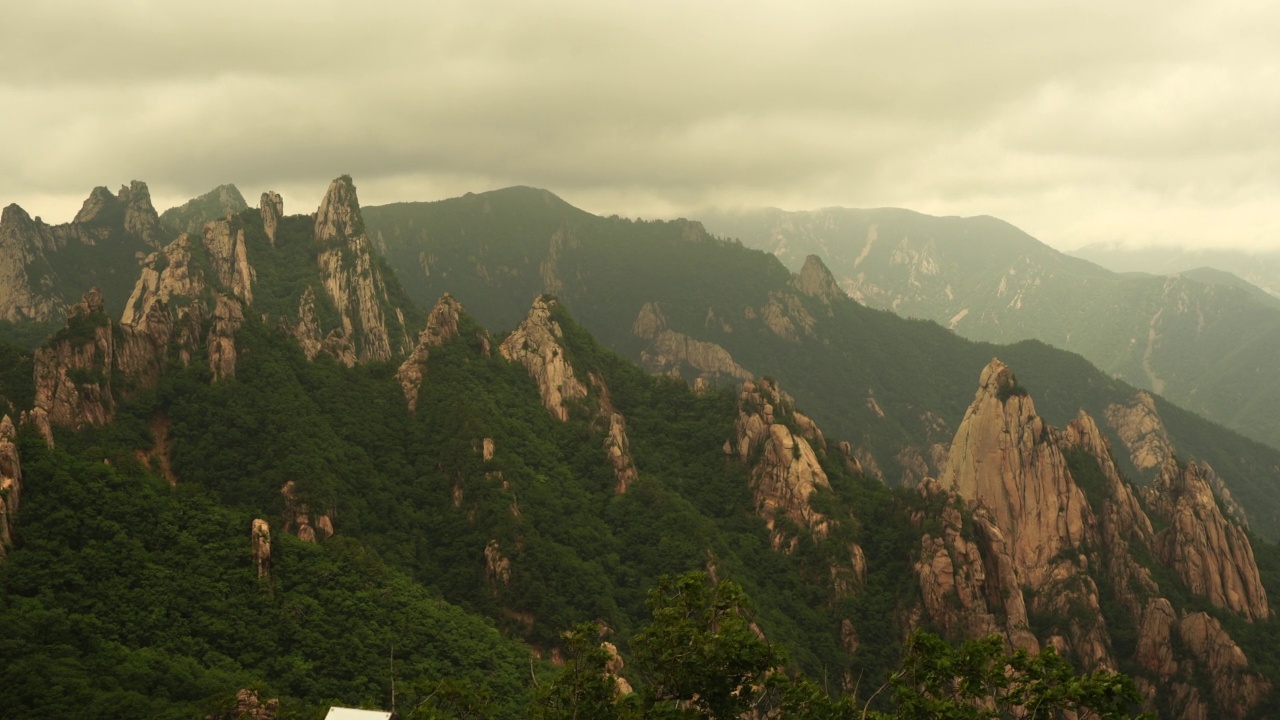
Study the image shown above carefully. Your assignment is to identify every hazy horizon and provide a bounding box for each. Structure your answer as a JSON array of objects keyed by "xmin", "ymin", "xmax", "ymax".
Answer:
[{"xmin": 4, "ymin": 0, "xmax": 1279, "ymax": 253}]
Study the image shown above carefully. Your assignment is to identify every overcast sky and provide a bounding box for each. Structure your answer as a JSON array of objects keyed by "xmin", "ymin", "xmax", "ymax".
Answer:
[{"xmin": 3, "ymin": 0, "xmax": 1279, "ymax": 251}]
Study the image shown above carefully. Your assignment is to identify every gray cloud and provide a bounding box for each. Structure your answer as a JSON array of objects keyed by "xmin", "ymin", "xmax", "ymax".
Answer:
[{"xmin": 3, "ymin": 0, "xmax": 1278, "ymax": 250}]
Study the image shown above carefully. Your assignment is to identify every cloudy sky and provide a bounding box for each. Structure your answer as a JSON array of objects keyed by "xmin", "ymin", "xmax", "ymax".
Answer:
[{"xmin": 3, "ymin": 0, "xmax": 1279, "ymax": 251}]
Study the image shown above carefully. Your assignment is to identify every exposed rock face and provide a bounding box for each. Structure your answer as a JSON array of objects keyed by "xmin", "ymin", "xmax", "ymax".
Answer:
[
  {"xmin": 913, "ymin": 481, "xmax": 1037, "ymax": 652},
  {"xmin": 76, "ymin": 181, "xmax": 163, "ymax": 247},
  {"xmin": 758, "ymin": 291, "xmax": 816, "ymax": 342},
  {"xmin": 0, "ymin": 416, "xmax": 22, "ymax": 560},
  {"xmin": 120, "ymin": 231, "xmax": 248, "ymax": 380},
  {"xmin": 260, "ymin": 191, "xmax": 284, "ymax": 244},
  {"xmin": 280, "ymin": 481, "xmax": 334, "ymax": 544},
  {"xmin": 633, "ymin": 303, "xmax": 753, "ymax": 382},
  {"xmin": 601, "ymin": 641, "xmax": 633, "ymax": 696},
  {"xmin": 200, "ymin": 218, "xmax": 255, "ymax": 306},
  {"xmin": 0, "ymin": 183, "xmax": 160, "ymax": 322},
  {"xmin": 160, "ymin": 184, "xmax": 248, "ymax": 235},
  {"xmin": 936, "ymin": 360, "xmax": 1112, "ymax": 670},
  {"xmin": 485, "ymin": 539, "xmax": 512, "ymax": 590},
  {"xmin": 590, "ymin": 374, "xmax": 638, "ymax": 495},
  {"xmin": 792, "ymin": 254, "xmax": 845, "ymax": 306},
  {"xmin": 0, "ymin": 204, "xmax": 65, "ymax": 322},
  {"xmin": 33, "ymin": 288, "xmax": 170, "ymax": 432},
  {"xmin": 1104, "ymin": 391, "xmax": 1173, "ymax": 473},
  {"xmin": 730, "ymin": 379, "xmax": 833, "ymax": 550},
  {"xmin": 313, "ymin": 175, "xmax": 410, "ymax": 364},
  {"xmin": 499, "ymin": 297, "xmax": 587, "ymax": 422},
  {"xmin": 1134, "ymin": 599, "xmax": 1270, "ymax": 719},
  {"xmin": 207, "ymin": 689, "xmax": 278, "ymax": 720},
  {"xmin": 396, "ymin": 294, "xmax": 465, "ymax": 412},
  {"xmin": 1144, "ymin": 459, "xmax": 1269, "ymax": 621},
  {"xmin": 941, "ymin": 359, "xmax": 1092, "ymax": 587},
  {"xmin": 251, "ymin": 519, "xmax": 271, "ymax": 579}
]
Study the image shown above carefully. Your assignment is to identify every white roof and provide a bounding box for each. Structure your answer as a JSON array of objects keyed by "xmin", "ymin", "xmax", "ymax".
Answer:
[{"xmin": 324, "ymin": 708, "xmax": 393, "ymax": 720}]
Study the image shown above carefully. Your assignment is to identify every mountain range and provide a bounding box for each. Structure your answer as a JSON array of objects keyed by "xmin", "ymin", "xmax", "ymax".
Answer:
[
  {"xmin": 698, "ymin": 207, "xmax": 1280, "ymax": 458},
  {"xmin": 0, "ymin": 178, "xmax": 1279, "ymax": 718}
]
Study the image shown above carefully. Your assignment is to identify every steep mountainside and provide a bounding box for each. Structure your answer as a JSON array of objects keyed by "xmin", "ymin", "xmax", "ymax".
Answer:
[
  {"xmin": 158, "ymin": 183, "xmax": 249, "ymax": 235},
  {"xmin": 362, "ymin": 188, "xmax": 1280, "ymax": 540},
  {"xmin": 699, "ymin": 207, "xmax": 1280, "ymax": 454},
  {"xmin": 0, "ymin": 182, "xmax": 161, "ymax": 329},
  {"xmin": 4, "ymin": 275, "xmax": 1279, "ymax": 717}
]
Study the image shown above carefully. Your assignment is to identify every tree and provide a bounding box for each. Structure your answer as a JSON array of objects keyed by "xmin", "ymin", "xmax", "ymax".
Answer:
[
  {"xmin": 874, "ymin": 631, "xmax": 1153, "ymax": 720},
  {"xmin": 632, "ymin": 572, "xmax": 782, "ymax": 719},
  {"xmin": 533, "ymin": 623, "xmax": 638, "ymax": 720}
]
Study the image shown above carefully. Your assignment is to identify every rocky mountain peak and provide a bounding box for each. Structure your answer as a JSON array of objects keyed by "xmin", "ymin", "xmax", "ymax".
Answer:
[
  {"xmin": 73, "ymin": 181, "xmax": 162, "ymax": 246},
  {"xmin": 397, "ymin": 294, "xmax": 467, "ymax": 413},
  {"xmin": 260, "ymin": 191, "xmax": 283, "ymax": 244},
  {"xmin": 73, "ymin": 186, "xmax": 118, "ymax": 224},
  {"xmin": 942, "ymin": 358, "xmax": 1092, "ymax": 587},
  {"xmin": 314, "ymin": 175, "xmax": 363, "ymax": 245},
  {"xmin": 1, "ymin": 203, "xmax": 36, "ymax": 232},
  {"xmin": 1144, "ymin": 458, "xmax": 1270, "ymax": 622},
  {"xmin": 793, "ymin": 254, "xmax": 844, "ymax": 303},
  {"xmin": 309, "ymin": 175, "xmax": 408, "ymax": 363},
  {"xmin": 499, "ymin": 296, "xmax": 586, "ymax": 422},
  {"xmin": 160, "ymin": 184, "xmax": 248, "ymax": 235}
]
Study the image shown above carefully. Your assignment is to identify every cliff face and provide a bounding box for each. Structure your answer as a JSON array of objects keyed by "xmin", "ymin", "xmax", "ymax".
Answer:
[
  {"xmin": 0, "ymin": 182, "xmax": 161, "ymax": 322},
  {"xmin": 941, "ymin": 359, "xmax": 1092, "ymax": 587},
  {"xmin": 501, "ymin": 297, "xmax": 639, "ymax": 493},
  {"xmin": 159, "ymin": 184, "xmax": 248, "ymax": 235},
  {"xmin": 1144, "ymin": 459, "xmax": 1270, "ymax": 622},
  {"xmin": 312, "ymin": 176, "xmax": 412, "ymax": 365},
  {"xmin": 32, "ymin": 289, "xmax": 169, "ymax": 434},
  {"xmin": 120, "ymin": 228, "xmax": 249, "ymax": 381},
  {"xmin": 396, "ymin": 293, "xmax": 465, "ymax": 413},
  {"xmin": 499, "ymin": 297, "xmax": 588, "ymax": 422},
  {"xmin": 923, "ymin": 358, "xmax": 1272, "ymax": 717},
  {"xmin": 632, "ymin": 302, "xmax": 753, "ymax": 383},
  {"xmin": 0, "ymin": 416, "xmax": 21, "ymax": 560}
]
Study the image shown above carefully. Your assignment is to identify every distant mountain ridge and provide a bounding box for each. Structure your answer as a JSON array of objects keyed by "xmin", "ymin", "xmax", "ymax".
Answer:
[
  {"xmin": 1074, "ymin": 242, "xmax": 1280, "ymax": 299},
  {"xmin": 698, "ymin": 206, "xmax": 1280, "ymax": 455}
]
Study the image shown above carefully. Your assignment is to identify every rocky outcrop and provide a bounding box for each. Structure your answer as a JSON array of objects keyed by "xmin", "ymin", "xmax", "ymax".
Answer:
[
  {"xmin": 313, "ymin": 175, "xmax": 410, "ymax": 364},
  {"xmin": 1104, "ymin": 391, "xmax": 1173, "ymax": 473},
  {"xmin": 160, "ymin": 184, "xmax": 248, "ymax": 235},
  {"xmin": 0, "ymin": 204, "xmax": 65, "ymax": 322},
  {"xmin": 290, "ymin": 286, "xmax": 349, "ymax": 364},
  {"xmin": 251, "ymin": 519, "xmax": 271, "ymax": 580},
  {"xmin": 729, "ymin": 378, "xmax": 833, "ymax": 550},
  {"xmin": 0, "ymin": 416, "xmax": 22, "ymax": 560},
  {"xmin": 1143, "ymin": 459, "xmax": 1269, "ymax": 621},
  {"xmin": 280, "ymin": 481, "xmax": 334, "ymax": 544},
  {"xmin": 33, "ymin": 289, "xmax": 170, "ymax": 432},
  {"xmin": 499, "ymin": 297, "xmax": 587, "ymax": 422},
  {"xmin": 590, "ymin": 373, "xmax": 638, "ymax": 495},
  {"xmin": 120, "ymin": 231, "xmax": 248, "ymax": 380},
  {"xmin": 200, "ymin": 217, "xmax": 255, "ymax": 306},
  {"xmin": 941, "ymin": 359, "xmax": 1092, "ymax": 587},
  {"xmin": 207, "ymin": 689, "xmax": 278, "ymax": 720},
  {"xmin": 485, "ymin": 539, "xmax": 512, "ymax": 590},
  {"xmin": 260, "ymin": 191, "xmax": 284, "ymax": 244},
  {"xmin": 1134, "ymin": 599, "xmax": 1270, "ymax": 719},
  {"xmin": 0, "ymin": 183, "xmax": 160, "ymax": 322},
  {"xmin": 913, "ymin": 481, "xmax": 1037, "ymax": 652},
  {"xmin": 75, "ymin": 181, "xmax": 163, "ymax": 247},
  {"xmin": 396, "ymin": 294, "xmax": 465, "ymax": 413},
  {"xmin": 633, "ymin": 303, "xmax": 753, "ymax": 382},
  {"xmin": 937, "ymin": 360, "xmax": 1112, "ymax": 670},
  {"xmin": 602, "ymin": 641, "xmax": 633, "ymax": 696},
  {"xmin": 792, "ymin": 254, "xmax": 845, "ymax": 306},
  {"xmin": 758, "ymin": 291, "xmax": 816, "ymax": 342}
]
